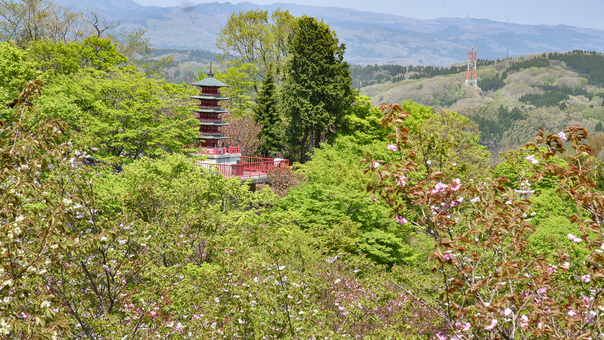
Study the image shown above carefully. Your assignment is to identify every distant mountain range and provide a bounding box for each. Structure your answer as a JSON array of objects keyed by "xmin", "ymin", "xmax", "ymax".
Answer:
[{"xmin": 54, "ymin": 0, "xmax": 604, "ymax": 66}]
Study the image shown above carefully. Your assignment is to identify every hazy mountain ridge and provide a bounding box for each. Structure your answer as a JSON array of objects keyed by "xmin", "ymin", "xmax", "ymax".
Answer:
[{"xmin": 53, "ymin": 0, "xmax": 604, "ymax": 65}]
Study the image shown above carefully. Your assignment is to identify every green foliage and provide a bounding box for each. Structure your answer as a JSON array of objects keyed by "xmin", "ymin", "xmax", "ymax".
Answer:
[
  {"xmin": 549, "ymin": 50, "xmax": 604, "ymax": 87},
  {"xmin": 507, "ymin": 56, "xmax": 550, "ymax": 72},
  {"xmin": 78, "ymin": 36, "xmax": 128, "ymax": 70},
  {"xmin": 282, "ymin": 15, "xmax": 355, "ymax": 161},
  {"xmin": 399, "ymin": 100, "xmax": 434, "ymax": 131},
  {"xmin": 214, "ymin": 61, "xmax": 259, "ymax": 117},
  {"xmin": 350, "ymin": 63, "xmax": 465, "ymax": 88},
  {"xmin": 368, "ymin": 103, "xmax": 604, "ymax": 339},
  {"xmin": 406, "ymin": 106, "xmax": 490, "ymax": 181},
  {"xmin": 335, "ymin": 95, "xmax": 389, "ymax": 144},
  {"xmin": 0, "ymin": 42, "xmax": 40, "ymax": 103},
  {"xmin": 519, "ymin": 90, "xmax": 569, "ymax": 107},
  {"xmin": 477, "ymin": 71, "xmax": 506, "ymax": 92},
  {"xmin": 40, "ymin": 67, "xmax": 198, "ymax": 161},
  {"xmin": 528, "ymin": 216, "xmax": 588, "ymax": 258},
  {"xmin": 497, "ymin": 104, "xmax": 527, "ymax": 129},
  {"xmin": 26, "ymin": 39, "xmax": 81, "ymax": 76},
  {"xmin": 254, "ymin": 67, "xmax": 283, "ymax": 155},
  {"xmin": 272, "ymin": 182, "xmax": 408, "ymax": 264},
  {"xmin": 216, "ymin": 9, "xmax": 294, "ymax": 81}
]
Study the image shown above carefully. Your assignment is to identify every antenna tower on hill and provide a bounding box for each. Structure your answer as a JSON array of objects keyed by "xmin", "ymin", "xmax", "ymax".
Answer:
[{"xmin": 465, "ymin": 45, "xmax": 478, "ymax": 87}]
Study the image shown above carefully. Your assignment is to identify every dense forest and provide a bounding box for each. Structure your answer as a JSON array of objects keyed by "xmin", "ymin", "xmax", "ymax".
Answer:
[
  {"xmin": 4, "ymin": 0, "xmax": 604, "ymax": 339},
  {"xmin": 349, "ymin": 60, "xmax": 496, "ymax": 89}
]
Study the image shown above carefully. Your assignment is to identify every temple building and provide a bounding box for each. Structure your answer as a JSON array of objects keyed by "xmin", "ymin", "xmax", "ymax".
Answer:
[
  {"xmin": 191, "ymin": 67, "xmax": 241, "ymax": 165},
  {"xmin": 191, "ymin": 68, "xmax": 230, "ymax": 149},
  {"xmin": 190, "ymin": 65, "xmax": 288, "ymax": 187}
]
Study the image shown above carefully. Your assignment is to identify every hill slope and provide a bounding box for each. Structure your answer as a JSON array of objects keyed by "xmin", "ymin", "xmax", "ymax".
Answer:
[{"xmin": 360, "ymin": 52, "xmax": 604, "ymax": 161}]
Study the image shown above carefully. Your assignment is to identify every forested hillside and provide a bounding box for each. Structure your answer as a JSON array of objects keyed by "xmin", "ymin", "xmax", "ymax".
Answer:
[
  {"xmin": 361, "ymin": 51, "xmax": 604, "ymax": 161},
  {"xmin": 4, "ymin": 1, "xmax": 604, "ymax": 339}
]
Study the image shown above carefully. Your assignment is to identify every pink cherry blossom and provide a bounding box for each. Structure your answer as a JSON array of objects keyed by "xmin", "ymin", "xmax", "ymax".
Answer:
[
  {"xmin": 431, "ymin": 182, "xmax": 448, "ymax": 194},
  {"xmin": 525, "ymin": 155, "xmax": 539, "ymax": 164},
  {"xmin": 583, "ymin": 296, "xmax": 590, "ymax": 307},
  {"xmin": 484, "ymin": 319, "xmax": 498, "ymax": 330},
  {"xmin": 450, "ymin": 178, "xmax": 461, "ymax": 191},
  {"xmin": 370, "ymin": 161, "xmax": 379, "ymax": 169},
  {"xmin": 451, "ymin": 197, "xmax": 463, "ymax": 207},
  {"xmin": 397, "ymin": 176, "xmax": 407, "ymax": 187},
  {"xmin": 537, "ymin": 287, "xmax": 547, "ymax": 295},
  {"xmin": 519, "ymin": 315, "xmax": 529, "ymax": 327},
  {"xmin": 443, "ymin": 253, "xmax": 453, "ymax": 262},
  {"xmin": 558, "ymin": 131, "xmax": 567, "ymax": 141},
  {"xmin": 568, "ymin": 308, "xmax": 577, "ymax": 317},
  {"xmin": 461, "ymin": 323, "xmax": 471, "ymax": 331},
  {"xmin": 588, "ymin": 311, "xmax": 597, "ymax": 323},
  {"xmin": 561, "ymin": 261, "xmax": 570, "ymax": 270},
  {"xmin": 395, "ymin": 216, "xmax": 407, "ymax": 225},
  {"xmin": 436, "ymin": 331, "xmax": 447, "ymax": 340},
  {"xmin": 502, "ymin": 308, "xmax": 512, "ymax": 316},
  {"xmin": 388, "ymin": 144, "xmax": 398, "ymax": 151},
  {"xmin": 581, "ymin": 275, "xmax": 591, "ymax": 283}
]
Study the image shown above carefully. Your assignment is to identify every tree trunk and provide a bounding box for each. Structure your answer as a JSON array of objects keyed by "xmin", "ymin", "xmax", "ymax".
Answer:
[
  {"xmin": 308, "ymin": 128, "xmax": 313, "ymax": 161},
  {"xmin": 298, "ymin": 129, "xmax": 308, "ymax": 163}
]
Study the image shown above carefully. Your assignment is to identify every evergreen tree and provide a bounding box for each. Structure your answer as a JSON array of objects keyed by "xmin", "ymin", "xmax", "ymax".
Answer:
[
  {"xmin": 282, "ymin": 15, "xmax": 355, "ymax": 162},
  {"xmin": 254, "ymin": 68, "xmax": 282, "ymax": 156},
  {"xmin": 596, "ymin": 121, "xmax": 603, "ymax": 132}
]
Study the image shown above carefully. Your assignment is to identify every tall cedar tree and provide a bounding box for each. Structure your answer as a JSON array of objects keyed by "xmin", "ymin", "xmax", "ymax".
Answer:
[
  {"xmin": 282, "ymin": 16, "xmax": 354, "ymax": 162},
  {"xmin": 254, "ymin": 68, "xmax": 282, "ymax": 157}
]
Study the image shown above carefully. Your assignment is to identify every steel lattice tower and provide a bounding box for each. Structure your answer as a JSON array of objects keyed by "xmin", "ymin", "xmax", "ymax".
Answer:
[{"xmin": 465, "ymin": 45, "xmax": 478, "ymax": 87}]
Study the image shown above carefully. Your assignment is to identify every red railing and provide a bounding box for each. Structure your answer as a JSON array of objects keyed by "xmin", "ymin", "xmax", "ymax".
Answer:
[
  {"xmin": 193, "ymin": 112, "xmax": 220, "ymax": 119},
  {"xmin": 200, "ymin": 90, "xmax": 221, "ymax": 95},
  {"xmin": 199, "ymin": 146, "xmax": 241, "ymax": 155},
  {"xmin": 198, "ymin": 157, "xmax": 289, "ymax": 179}
]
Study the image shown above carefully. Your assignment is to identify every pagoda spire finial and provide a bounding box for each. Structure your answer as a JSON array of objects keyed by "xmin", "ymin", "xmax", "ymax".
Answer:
[{"xmin": 208, "ymin": 61, "xmax": 214, "ymax": 78}]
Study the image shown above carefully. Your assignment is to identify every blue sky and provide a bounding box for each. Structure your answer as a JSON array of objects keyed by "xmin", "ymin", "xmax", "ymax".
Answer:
[{"xmin": 131, "ymin": 0, "xmax": 604, "ymax": 30}]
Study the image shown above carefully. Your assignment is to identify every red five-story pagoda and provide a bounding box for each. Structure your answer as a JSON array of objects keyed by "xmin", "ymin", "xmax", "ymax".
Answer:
[{"xmin": 191, "ymin": 67, "xmax": 231, "ymax": 150}]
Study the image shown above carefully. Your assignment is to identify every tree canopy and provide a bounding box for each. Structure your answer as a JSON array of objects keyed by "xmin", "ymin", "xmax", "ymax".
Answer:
[{"xmin": 281, "ymin": 15, "xmax": 355, "ymax": 161}]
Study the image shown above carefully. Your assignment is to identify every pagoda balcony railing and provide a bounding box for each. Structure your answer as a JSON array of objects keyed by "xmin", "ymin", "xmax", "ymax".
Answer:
[
  {"xmin": 198, "ymin": 157, "xmax": 289, "ymax": 179},
  {"xmin": 192, "ymin": 112, "xmax": 220, "ymax": 120},
  {"xmin": 198, "ymin": 146, "xmax": 240, "ymax": 155},
  {"xmin": 200, "ymin": 131, "xmax": 222, "ymax": 136},
  {"xmin": 200, "ymin": 90, "xmax": 221, "ymax": 95},
  {"xmin": 197, "ymin": 118, "xmax": 223, "ymax": 123},
  {"xmin": 197, "ymin": 105, "xmax": 221, "ymax": 110}
]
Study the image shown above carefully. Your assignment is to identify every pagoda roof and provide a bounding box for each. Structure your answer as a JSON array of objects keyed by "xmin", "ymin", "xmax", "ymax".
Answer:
[
  {"xmin": 197, "ymin": 135, "xmax": 229, "ymax": 139},
  {"xmin": 193, "ymin": 108, "xmax": 228, "ymax": 113},
  {"xmin": 192, "ymin": 95, "xmax": 229, "ymax": 101},
  {"xmin": 199, "ymin": 122, "xmax": 229, "ymax": 126},
  {"xmin": 191, "ymin": 74, "xmax": 229, "ymax": 88}
]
